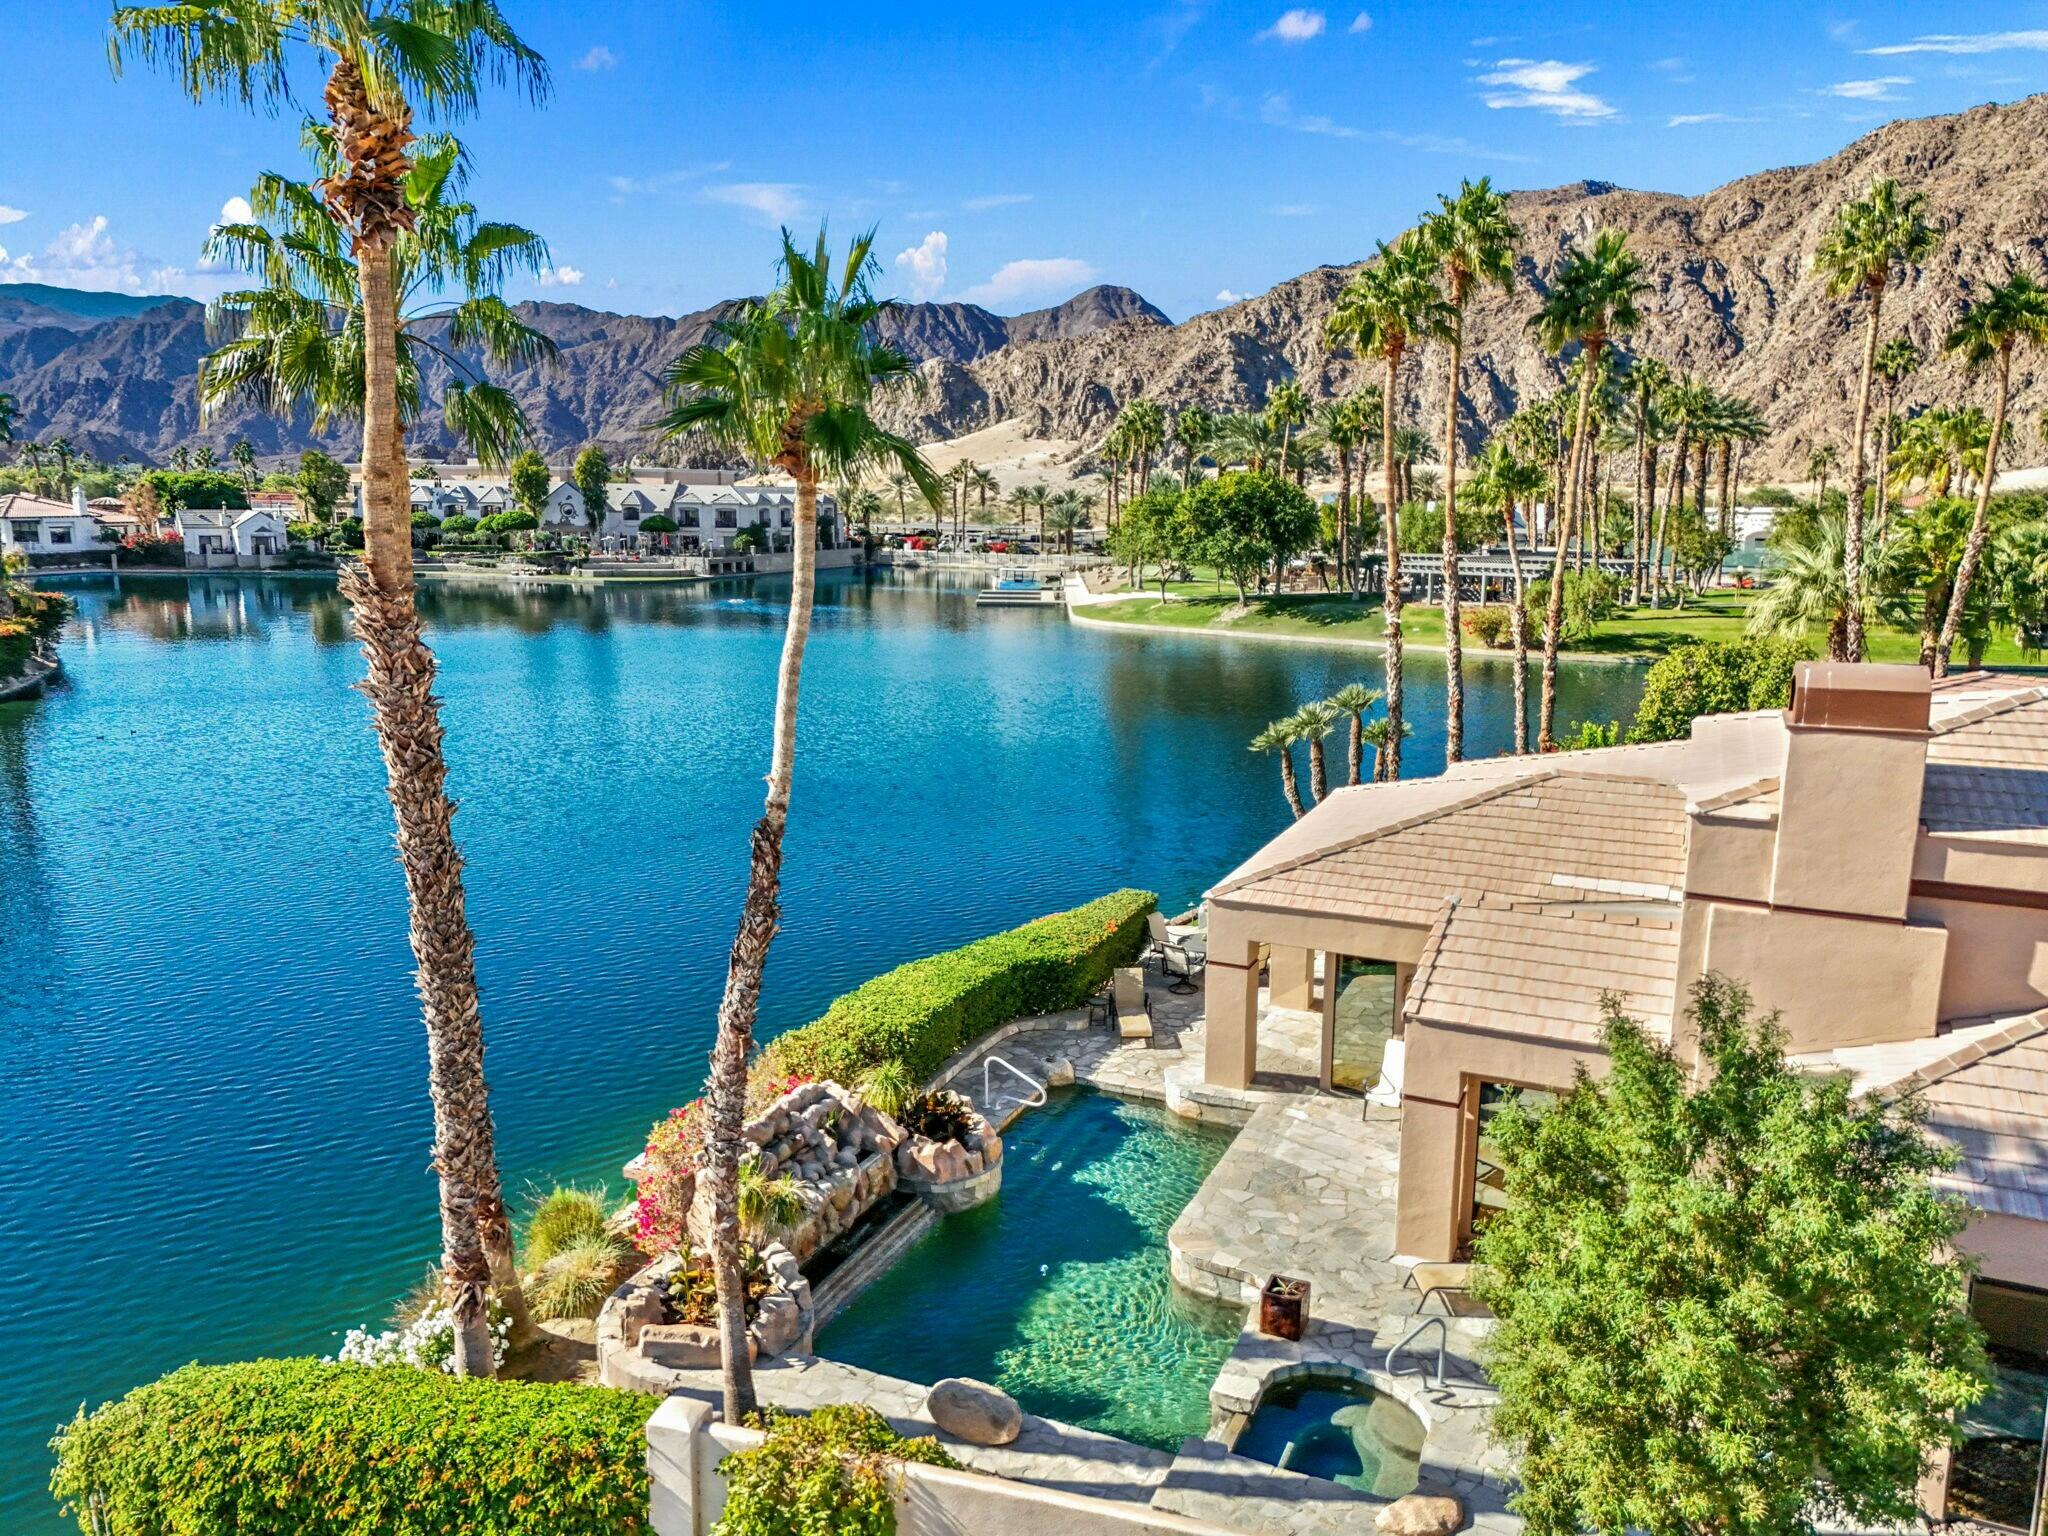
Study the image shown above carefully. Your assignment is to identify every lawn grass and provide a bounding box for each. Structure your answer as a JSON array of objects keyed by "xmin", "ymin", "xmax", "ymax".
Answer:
[{"xmin": 1082, "ymin": 576, "xmax": 2045, "ymax": 668}]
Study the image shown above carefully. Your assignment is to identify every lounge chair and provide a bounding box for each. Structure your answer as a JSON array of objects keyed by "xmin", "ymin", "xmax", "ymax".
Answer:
[
  {"xmin": 1147, "ymin": 911, "xmax": 1207, "ymax": 995},
  {"xmin": 1114, "ymin": 966, "xmax": 1153, "ymax": 1040},
  {"xmin": 1405, "ymin": 1261, "xmax": 1477, "ymax": 1315}
]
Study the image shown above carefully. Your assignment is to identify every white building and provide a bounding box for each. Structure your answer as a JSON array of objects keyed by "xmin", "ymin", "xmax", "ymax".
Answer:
[
  {"xmin": 175, "ymin": 506, "xmax": 290, "ymax": 568},
  {"xmin": 0, "ymin": 489, "xmax": 105, "ymax": 558}
]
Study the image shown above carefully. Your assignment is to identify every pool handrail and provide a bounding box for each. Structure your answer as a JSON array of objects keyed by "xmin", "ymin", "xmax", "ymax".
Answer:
[
  {"xmin": 984, "ymin": 1053, "xmax": 1048, "ymax": 1112},
  {"xmin": 1385, "ymin": 1315, "xmax": 1448, "ymax": 1389}
]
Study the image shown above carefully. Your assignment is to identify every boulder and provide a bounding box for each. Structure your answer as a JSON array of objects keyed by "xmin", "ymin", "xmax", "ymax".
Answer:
[
  {"xmin": 927, "ymin": 1377, "xmax": 1022, "ymax": 1446},
  {"xmin": 1376, "ymin": 1495, "xmax": 1464, "ymax": 1536},
  {"xmin": 618, "ymin": 1287, "xmax": 668, "ymax": 1347},
  {"xmin": 1044, "ymin": 1055, "xmax": 1077, "ymax": 1088}
]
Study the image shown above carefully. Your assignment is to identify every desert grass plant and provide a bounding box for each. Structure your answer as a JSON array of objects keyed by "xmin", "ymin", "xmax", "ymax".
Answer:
[
  {"xmin": 717, "ymin": 1404, "xmax": 958, "ymax": 1536},
  {"xmin": 522, "ymin": 1184, "xmax": 614, "ymax": 1269},
  {"xmin": 528, "ymin": 1233, "xmax": 635, "ymax": 1322},
  {"xmin": 736, "ymin": 1162, "xmax": 805, "ymax": 1248},
  {"xmin": 856, "ymin": 1060, "xmax": 918, "ymax": 1119}
]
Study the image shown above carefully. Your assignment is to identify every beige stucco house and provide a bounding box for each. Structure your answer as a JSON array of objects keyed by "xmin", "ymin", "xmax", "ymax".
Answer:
[{"xmin": 1199, "ymin": 662, "xmax": 2048, "ymax": 1514}]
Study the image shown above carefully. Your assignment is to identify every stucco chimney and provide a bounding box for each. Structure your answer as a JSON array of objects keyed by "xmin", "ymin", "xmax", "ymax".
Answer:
[
  {"xmin": 1768, "ymin": 662, "xmax": 1931, "ymax": 919},
  {"xmin": 72, "ymin": 485, "xmax": 88, "ymax": 515}
]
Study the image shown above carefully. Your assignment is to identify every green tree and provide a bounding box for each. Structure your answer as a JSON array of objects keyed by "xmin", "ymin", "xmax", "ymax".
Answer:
[
  {"xmin": 1628, "ymin": 637, "xmax": 1807, "ymax": 743},
  {"xmin": 1325, "ymin": 682, "xmax": 1382, "ymax": 786},
  {"xmin": 1530, "ymin": 229, "xmax": 1648, "ymax": 749},
  {"xmin": 656, "ymin": 228, "xmax": 938, "ymax": 1421},
  {"xmin": 230, "ymin": 436, "xmax": 258, "ymax": 486},
  {"xmin": 1263, "ymin": 379, "xmax": 1309, "ymax": 477},
  {"xmin": 1871, "ymin": 336, "xmax": 1918, "ymax": 543},
  {"xmin": 1172, "ymin": 405, "xmax": 1216, "ymax": 488},
  {"xmin": 1249, "ymin": 718, "xmax": 1307, "ymax": 820},
  {"xmin": 1420, "ymin": 177, "xmax": 1519, "ymax": 765},
  {"xmin": 297, "ymin": 449, "xmax": 350, "ymax": 520},
  {"xmin": 1326, "ymin": 233, "xmax": 1454, "ymax": 780},
  {"xmin": 0, "ymin": 391, "xmax": 15, "ymax": 444},
  {"xmin": 1747, "ymin": 513, "xmax": 1882, "ymax": 659},
  {"xmin": 571, "ymin": 444, "xmax": 611, "ymax": 542},
  {"xmin": 1935, "ymin": 270, "xmax": 2048, "ymax": 675},
  {"xmin": 1288, "ymin": 699, "xmax": 1339, "ymax": 804},
  {"xmin": 1107, "ymin": 485, "xmax": 1186, "ymax": 596},
  {"xmin": 113, "ymin": 0, "xmax": 552, "ymax": 1378},
  {"xmin": 1880, "ymin": 498, "xmax": 1978, "ymax": 670},
  {"xmin": 1181, "ymin": 470, "xmax": 1319, "ymax": 604},
  {"xmin": 507, "ymin": 449, "xmax": 551, "ymax": 520},
  {"xmin": 1475, "ymin": 976, "xmax": 1985, "ymax": 1536},
  {"xmin": 1813, "ymin": 179, "xmax": 1936, "ymax": 662}
]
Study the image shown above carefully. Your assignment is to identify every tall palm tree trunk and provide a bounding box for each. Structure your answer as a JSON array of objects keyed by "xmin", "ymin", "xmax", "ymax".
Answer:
[
  {"xmin": 1716, "ymin": 441, "xmax": 1734, "ymax": 545},
  {"xmin": 1336, "ymin": 450, "xmax": 1352, "ymax": 597},
  {"xmin": 1441, "ymin": 327, "xmax": 1466, "ymax": 764},
  {"xmin": 1934, "ymin": 348, "xmax": 2012, "ymax": 676},
  {"xmin": 1844, "ymin": 289, "xmax": 1883, "ymax": 661},
  {"xmin": 1381, "ymin": 355, "xmax": 1404, "ymax": 780},
  {"xmin": 1874, "ymin": 398, "xmax": 1897, "ymax": 547},
  {"xmin": 1279, "ymin": 750, "xmax": 1305, "ymax": 819},
  {"xmin": 1505, "ymin": 499, "xmax": 1529, "ymax": 754},
  {"xmin": 705, "ymin": 474, "xmax": 821, "ymax": 1420},
  {"xmin": 1631, "ymin": 422, "xmax": 1648, "ymax": 603},
  {"xmin": 1540, "ymin": 355, "xmax": 1596, "ymax": 750},
  {"xmin": 1347, "ymin": 712, "xmax": 1364, "ymax": 785},
  {"xmin": 335, "ymin": 76, "xmax": 524, "ymax": 1378},
  {"xmin": 1659, "ymin": 426, "xmax": 1689, "ymax": 604},
  {"xmin": 1307, "ymin": 736, "xmax": 1328, "ymax": 804}
]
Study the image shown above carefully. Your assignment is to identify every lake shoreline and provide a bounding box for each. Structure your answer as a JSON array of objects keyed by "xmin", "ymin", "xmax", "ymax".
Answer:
[{"xmin": 1066, "ymin": 604, "xmax": 1656, "ymax": 668}]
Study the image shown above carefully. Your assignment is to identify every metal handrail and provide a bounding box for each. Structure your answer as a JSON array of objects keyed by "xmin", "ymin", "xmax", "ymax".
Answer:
[
  {"xmin": 984, "ymin": 1054, "xmax": 1048, "ymax": 1111},
  {"xmin": 1386, "ymin": 1316, "xmax": 1449, "ymax": 1389}
]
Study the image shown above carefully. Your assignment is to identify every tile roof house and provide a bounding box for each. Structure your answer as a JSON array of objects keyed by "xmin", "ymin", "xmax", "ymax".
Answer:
[
  {"xmin": 1200, "ymin": 663, "xmax": 2048, "ymax": 1292},
  {"xmin": 0, "ymin": 490, "xmax": 104, "ymax": 558}
]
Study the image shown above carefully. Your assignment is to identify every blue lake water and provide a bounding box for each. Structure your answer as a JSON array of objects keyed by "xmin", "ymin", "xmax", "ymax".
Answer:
[{"xmin": 0, "ymin": 567, "xmax": 1642, "ymax": 1528}]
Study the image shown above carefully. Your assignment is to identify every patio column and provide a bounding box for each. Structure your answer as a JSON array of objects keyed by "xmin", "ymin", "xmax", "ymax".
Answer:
[
  {"xmin": 1200, "ymin": 909, "xmax": 1260, "ymax": 1090},
  {"xmin": 1395, "ymin": 1025, "xmax": 1469, "ymax": 1261},
  {"xmin": 1268, "ymin": 946, "xmax": 1314, "ymax": 1011}
]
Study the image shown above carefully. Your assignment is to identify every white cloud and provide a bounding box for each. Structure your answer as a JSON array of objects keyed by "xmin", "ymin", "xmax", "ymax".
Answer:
[
  {"xmin": 216, "ymin": 196, "xmax": 254, "ymax": 226},
  {"xmin": 577, "ymin": 45, "xmax": 618, "ymax": 70},
  {"xmin": 1668, "ymin": 112, "xmax": 1754, "ymax": 126},
  {"xmin": 1864, "ymin": 30, "xmax": 2048, "ymax": 56},
  {"xmin": 1349, "ymin": 12, "xmax": 1372, "ymax": 33},
  {"xmin": 0, "ymin": 215, "xmax": 185, "ymax": 295},
  {"xmin": 894, "ymin": 231, "xmax": 950, "ymax": 301},
  {"xmin": 1476, "ymin": 59, "xmax": 1616, "ymax": 119},
  {"xmin": 1216, "ymin": 288, "xmax": 1247, "ymax": 304},
  {"xmin": 961, "ymin": 257, "xmax": 1098, "ymax": 308},
  {"xmin": 0, "ymin": 205, "xmax": 26, "ymax": 226},
  {"xmin": 1825, "ymin": 76, "xmax": 1911, "ymax": 100},
  {"xmin": 963, "ymin": 193, "xmax": 1033, "ymax": 211},
  {"xmin": 705, "ymin": 182, "xmax": 811, "ymax": 224},
  {"xmin": 1258, "ymin": 8, "xmax": 1325, "ymax": 42},
  {"xmin": 535, "ymin": 264, "xmax": 585, "ymax": 287}
]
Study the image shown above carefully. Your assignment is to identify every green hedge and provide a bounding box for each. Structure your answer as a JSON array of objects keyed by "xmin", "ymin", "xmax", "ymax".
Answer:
[
  {"xmin": 50, "ymin": 1360, "xmax": 660, "ymax": 1536},
  {"xmin": 1628, "ymin": 637, "xmax": 1807, "ymax": 744},
  {"xmin": 766, "ymin": 889, "xmax": 1156, "ymax": 1083}
]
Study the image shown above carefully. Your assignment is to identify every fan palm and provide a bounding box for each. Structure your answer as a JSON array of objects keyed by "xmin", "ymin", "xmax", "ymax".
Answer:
[
  {"xmin": 1119, "ymin": 399, "xmax": 1168, "ymax": 491},
  {"xmin": 1173, "ymin": 406, "xmax": 1217, "ymax": 487},
  {"xmin": 1881, "ymin": 498, "xmax": 1975, "ymax": 670},
  {"xmin": 1652, "ymin": 376, "xmax": 1712, "ymax": 606},
  {"xmin": 1043, "ymin": 489, "xmax": 1086, "ymax": 552},
  {"xmin": 1360, "ymin": 717, "xmax": 1409, "ymax": 783},
  {"xmin": 1326, "ymin": 683, "xmax": 1383, "ymax": 787},
  {"xmin": 1814, "ymin": 179, "xmax": 1936, "ymax": 662},
  {"xmin": 1621, "ymin": 356, "xmax": 1669, "ymax": 601},
  {"xmin": 1289, "ymin": 700, "xmax": 1340, "ymax": 804},
  {"xmin": 1807, "ymin": 444, "xmax": 1839, "ymax": 508},
  {"xmin": 1529, "ymin": 229, "xmax": 1647, "ymax": 749},
  {"xmin": 1935, "ymin": 271, "xmax": 2048, "ymax": 675},
  {"xmin": 1470, "ymin": 440, "xmax": 1534, "ymax": 752},
  {"xmin": 112, "ymin": 0, "xmax": 549, "ymax": 1378},
  {"xmin": 1748, "ymin": 513, "xmax": 1879, "ymax": 660},
  {"xmin": 1265, "ymin": 380, "xmax": 1310, "ymax": 474},
  {"xmin": 1326, "ymin": 234, "xmax": 1454, "ymax": 781},
  {"xmin": 1420, "ymin": 179, "xmax": 1518, "ymax": 765},
  {"xmin": 1315, "ymin": 400, "xmax": 1365, "ymax": 584},
  {"xmin": 1250, "ymin": 718, "xmax": 1307, "ymax": 820},
  {"xmin": 1872, "ymin": 337, "xmax": 1919, "ymax": 542},
  {"xmin": 656, "ymin": 227, "xmax": 939, "ymax": 1419}
]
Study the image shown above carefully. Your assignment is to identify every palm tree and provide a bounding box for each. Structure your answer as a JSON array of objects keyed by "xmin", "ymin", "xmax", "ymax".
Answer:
[
  {"xmin": 1881, "ymin": 498, "xmax": 1974, "ymax": 670},
  {"xmin": 231, "ymin": 437, "xmax": 258, "ymax": 487},
  {"xmin": 1529, "ymin": 229, "xmax": 1647, "ymax": 749},
  {"xmin": 1315, "ymin": 399, "xmax": 1364, "ymax": 585},
  {"xmin": 1748, "ymin": 513, "xmax": 1877, "ymax": 660},
  {"xmin": 1807, "ymin": 444, "xmax": 1839, "ymax": 509},
  {"xmin": 1326, "ymin": 234, "xmax": 1453, "ymax": 781},
  {"xmin": 1119, "ymin": 399, "xmax": 1167, "ymax": 491},
  {"xmin": 1471, "ymin": 440, "xmax": 1534, "ymax": 752},
  {"xmin": 1872, "ymin": 336, "xmax": 1919, "ymax": 544},
  {"xmin": 1043, "ymin": 488, "xmax": 1086, "ymax": 553},
  {"xmin": 1250, "ymin": 718, "xmax": 1307, "ymax": 819},
  {"xmin": 0, "ymin": 391, "xmax": 15, "ymax": 445},
  {"xmin": 1327, "ymin": 683, "xmax": 1382, "ymax": 786},
  {"xmin": 970, "ymin": 465, "xmax": 999, "ymax": 514},
  {"xmin": 1360, "ymin": 717, "xmax": 1408, "ymax": 783},
  {"xmin": 887, "ymin": 470, "xmax": 912, "ymax": 524},
  {"xmin": 1420, "ymin": 179, "xmax": 1519, "ymax": 766},
  {"xmin": 1265, "ymin": 380, "xmax": 1309, "ymax": 473},
  {"xmin": 1290, "ymin": 700, "xmax": 1339, "ymax": 804},
  {"xmin": 1814, "ymin": 179, "xmax": 1935, "ymax": 663},
  {"xmin": 1711, "ymin": 395, "xmax": 1768, "ymax": 544},
  {"xmin": 113, "ymin": 0, "xmax": 548, "ymax": 1379},
  {"xmin": 657, "ymin": 229, "xmax": 938, "ymax": 1419},
  {"xmin": 1935, "ymin": 270, "xmax": 2048, "ymax": 675},
  {"xmin": 1173, "ymin": 406, "xmax": 1216, "ymax": 487},
  {"xmin": 1620, "ymin": 356, "xmax": 1668, "ymax": 602}
]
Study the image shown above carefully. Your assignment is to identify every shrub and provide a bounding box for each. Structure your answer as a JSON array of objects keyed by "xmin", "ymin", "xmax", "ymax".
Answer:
[
  {"xmin": 1523, "ymin": 570, "xmax": 1620, "ymax": 643},
  {"xmin": 1628, "ymin": 637, "xmax": 1807, "ymax": 744},
  {"xmin": 718, "ymin": 1405, "xmax": 958, "ymax": 1536},
  {"xmin": 639, "ymin": 514, "xmax": 678, "ymax": 534},
  {"xmin": 634, "ymin": 1100, "xmax": 707, "ymax": 1254},
  {"xmin": 899, "ymin": 1089, "xmax": 975, "ymax": 1144},
  {"xmin": 333, "ymin": 1299, "xmax": 511, "ymax": 1372},
  {"xmin": 523, "ymin": 1185, "xmax": 613, "ymax": 1268},
  {"xmin": 50, "ymin": 1360, "xmax": 659, "ymax": 1536},
  {"xmin": 1559, "ymin": 719, "xmax": 1622, "ymax": 750},
  {"xmin": 530, "ymin": 1234, "xmax": 636, "ymax": 1321},
  {"xmin": 0, "ymin": 620, "xmax": 34, "ymax": 678},
  {"xmin": 764, "ymin": 889, "xmax": 1154, "ymax": 1084},
  {"xmin": 858, "ymin": 1060, "xmax": 917, "ymax": 1118},
  {"xmin": 663, "ymin": 1245, "xmax": 770, "ymax": 1326},
  {"xmin": 1462, "ymin": 603, "xmax": 1522, "ymax": 649},
  {"xmin": 440, "ymin": 514, "xmax": 479, "ymax": 536}
]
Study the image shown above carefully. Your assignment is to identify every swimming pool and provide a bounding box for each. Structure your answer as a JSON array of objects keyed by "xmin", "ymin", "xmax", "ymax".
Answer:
[
  {"xmin": 818, "ymin": 1088, "xmax": 1241, "ymax": 1450},
  {"xmin": 1234, "ymin": 1375, "xmax": 1425, "ymax": 1496}
]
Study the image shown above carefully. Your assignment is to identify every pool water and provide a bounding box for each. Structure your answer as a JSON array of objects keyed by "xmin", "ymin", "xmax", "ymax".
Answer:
[
  {"xmin": 818, "ymin": 1088, "xmax": 1241, "ymax": 1450},
  {"xmin": 1234, "ymin": 1375, "xmax": 1425, "ymax": 1496}
]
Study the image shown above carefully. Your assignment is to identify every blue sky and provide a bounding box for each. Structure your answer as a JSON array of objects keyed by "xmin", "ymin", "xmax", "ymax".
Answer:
[{"xmin": 3, "ymin": 3, "xmax": 2047, "ymax": 321}]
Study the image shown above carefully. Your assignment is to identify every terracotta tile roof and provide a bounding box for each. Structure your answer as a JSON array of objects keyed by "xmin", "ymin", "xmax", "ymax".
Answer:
[
  {"xmin": 1212, "ymin": 770, "xmax": 1689, "ymax": 927},
  {"xmin": 1922, "ymin": 689, "xmax": 2048, "ymax": 844},
  {"xmin": 1403, "ymin": 894, "xmax": 1682, "ymax": 1045}
]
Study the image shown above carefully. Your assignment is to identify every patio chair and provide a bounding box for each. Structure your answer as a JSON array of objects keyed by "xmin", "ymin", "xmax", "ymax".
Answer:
[
  {"xmin": 1148, "ymin": 911, "xmax": 1206, "ymax": 995},
  {"xmin": 1405, "ymin": 1261, "xmax": 1478, "ymax": 1316},
  {"xmin": 1114, "ymin": 966, "xmax": 1153, "ymax": 1040}
]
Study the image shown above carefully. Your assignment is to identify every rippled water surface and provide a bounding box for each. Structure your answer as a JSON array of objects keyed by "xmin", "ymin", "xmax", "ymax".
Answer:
[{"xmin": 0, "ymin": 568, "xmax": 1642, "ymax": 1527}]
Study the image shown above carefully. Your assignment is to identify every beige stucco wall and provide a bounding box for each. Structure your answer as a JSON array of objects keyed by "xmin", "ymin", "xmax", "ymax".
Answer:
[
  {"xmin": 1911, "ymin": 894, "xmax": 2048, "ymax": 1021},
  {"xmin": 1961, "ymin": 1210, "xmax": 2048, "ymax": 1292},
  {"xmin": 1683, "ymin": 813, "xmax": 1777, "ymax": 905},
  {"xmin": 1771, "ymin": 726, "xmax": 1926, "ymax": 919}
]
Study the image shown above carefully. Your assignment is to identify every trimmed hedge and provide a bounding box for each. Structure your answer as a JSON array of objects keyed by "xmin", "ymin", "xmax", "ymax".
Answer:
[
  {"xmin": 1627, "ymin": 637, "xmax": 1807, "ymax": 744},
  {"xmin": 50, "ymin": 1360, "xmax": 660, "ymax": 1536},
  {"xmin": 766, "ymin": 889, "xmax": 1156, "ymax": 1083}
]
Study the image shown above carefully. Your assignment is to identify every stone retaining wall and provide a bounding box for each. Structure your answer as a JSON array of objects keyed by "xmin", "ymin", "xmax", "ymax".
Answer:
[{"xmin": 597, "ymin": 1244, "xmax": 814, "ymax": 1392}]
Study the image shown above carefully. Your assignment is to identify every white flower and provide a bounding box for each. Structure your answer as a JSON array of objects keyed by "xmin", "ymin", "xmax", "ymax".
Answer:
[{"xmin": 327, "ymin": 1301, "xmax": 507, "ymax": 1373}]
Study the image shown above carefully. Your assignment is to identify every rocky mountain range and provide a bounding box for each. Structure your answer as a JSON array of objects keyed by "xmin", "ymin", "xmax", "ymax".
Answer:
[{"xmin": 3, "ymin": 92, "xmax": 2046, "ymax": 479}]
